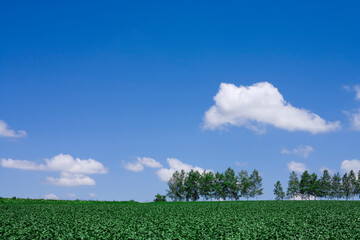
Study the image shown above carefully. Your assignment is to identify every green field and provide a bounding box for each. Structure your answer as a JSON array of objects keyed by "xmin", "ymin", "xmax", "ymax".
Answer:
[{"xmin": 1, "ymin": 199, "xmax": 360, "ymax": 239}]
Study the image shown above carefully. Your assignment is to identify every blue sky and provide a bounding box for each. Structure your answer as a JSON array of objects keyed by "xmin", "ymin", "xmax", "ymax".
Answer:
[{"xmin": 1, "ymin": 1, "xmax": 360, "ymax": 201}]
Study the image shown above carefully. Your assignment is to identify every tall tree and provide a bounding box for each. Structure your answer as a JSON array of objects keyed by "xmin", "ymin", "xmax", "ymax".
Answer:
[
  {"xmin": 238, "ymin": 170, "xmax": 250, "ymax": 200},
  {"xmin": 214, "ymin": 172, "xmax": 225, "ymax": 200},
  {"xmin": 342, "ymin": 172, "xmax": 351, "ymax": 200},
  {"xmin": 223, "ymin": 167, "xmax": 239, "ymax": 200},
  {"xmin": 199, "ymin": 171, "xmax": 215, "ymax": 201},
  {"xmin": 249, "ymin": 169, "xmax": 263, "ymax": 199},
  {"xmin": 309, "ymin": 173, "xmax": 320, "ymax": 199},
  {"xmin": 299, "ymin": 171, "xmax": 311, "ymax": 199},
  {"xmin": 349, "ymin": 170, "xmax": 357, "ymax": 200},
  {"xmin": 273, "ymin": 181, "xmax": 285, "ymax": 200},
  {"xmin": 319, "ymin": 169, "xmax": 332, "ymax": 199},
  {"xmin": 286, "ymin": 171, "xmax": 300, "ymax": 199},
  {"xmin": 184, "ymin": 170, "xmax": 201, "ymax": 201},
  {"xmin": 167, "ymin": 170, "xmax": 186, "ymax": 201},
  {"xmin": 331, "ymin": 172, "xmax": 343, "ymax": 200}
]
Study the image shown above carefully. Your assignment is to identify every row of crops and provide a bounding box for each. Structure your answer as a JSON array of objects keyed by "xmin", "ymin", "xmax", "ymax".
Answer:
[{"xmin": 1, "ymin": 199, "xmax": 360, "ymax": 239}]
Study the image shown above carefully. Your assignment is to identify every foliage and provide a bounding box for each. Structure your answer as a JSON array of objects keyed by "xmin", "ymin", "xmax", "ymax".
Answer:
[
  {"xmin": 154, "ymin": 194, "xmax": 167, "ymax": 202},
  {"xmin": 331, "ymin": 172, "xmax": 343, "ymax": 200},
  {"xmin": 167, "ymin": 170, "xmax": 186, "ymax": 201},
  {"xmin": 2, "ymin": 199, "xmax": 360, "ymax": 239},
  {"xmin": 167, "ymin": 168, "xmax": 263, "ymax": 201},
  {"xmin": 199, "ymin": 171, "xmax": 215, "ymax": 201},
  {"xmin": 249, "ymin": 169, "xmax": 263, "ymax": 199},
  {"xmin": 286, "ymin": 171, "xmax": 300, "ymax": 199},
  {"xmin": 319, "ymin": 169, "xmax": 332, "ymax": 199},
  {"xmin": 273, "ymin": 181, "xmax": 285, "ymax": 200}
]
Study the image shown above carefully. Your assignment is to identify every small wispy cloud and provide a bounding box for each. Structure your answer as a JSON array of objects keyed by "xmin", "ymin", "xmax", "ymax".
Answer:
[
  {"xmin": 320, "ymin": 167, "xmax": 335, "ymax": 175},
  {"xmin": 281, "ymin": 145, "xmax": 314, "ymax": 158},
  {"xmin": 343, "ymin": 84, "xmax": 360, "ymax": 131},
  {"xmin": 44, "ymin": 193, "xmax": 59, "ymax": 200},
  {"xmin": 0, "ymin": 120, "xmax": 26, "ymax": 138},
  {"xmin": 235, "ymin": 161, "xmax": 248, "ymax": 167},
  {"xmin": 123, "ymin": 157, "xmax": 162, "ymax": 172},
  {"xmin": 344, "ymin": 110, "xmax": 360, "ymax": 130},
  {"xmin": 354, "ymin": 85, "xmax": 360, "ymax": 100},
  {"xmin": 287, "ymin": 161, "xmax": 307, "ymax": 173},
  {"xmin": 123, "ymin": 161, "xmax": 144, "ymax": 172}
]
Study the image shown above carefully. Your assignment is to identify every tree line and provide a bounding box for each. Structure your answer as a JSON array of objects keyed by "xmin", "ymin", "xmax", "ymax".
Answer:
[
  {"xmin": 274, "ymin": 169, "xmax": 360, "ymax": 200},
  {"xmin": 166, "ymin": 168, "xmax": 263, "ymax": 201}
]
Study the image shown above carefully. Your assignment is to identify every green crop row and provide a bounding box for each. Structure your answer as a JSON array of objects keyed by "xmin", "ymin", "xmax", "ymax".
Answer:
[{"xmin": 1, "ymin": 200, "xmax": 360, "ymax": 239}]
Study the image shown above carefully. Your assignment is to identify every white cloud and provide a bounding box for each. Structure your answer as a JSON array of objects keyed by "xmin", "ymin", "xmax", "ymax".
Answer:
[
  {"xmin": 287, "ymin": 161, "xmax": 307, "ymax": 173},
  {"xmin": 344, "ymin": 109, "xmax": 360, "ymax": 131},
  {"xmin": 156, "ymin": 158, "xmax": 208, "ymax": 182},
  {"xmin": 340, "ymin": 159, "xmax": 360, "ymax": 173},
  {"xmin": 0, "ymin": 120, "xmax": 27, "ymax": 138},
  {"xmin": 44, "ymin": 154, "xmax": 107, "ymax": 174},
  {"xmin": 66, "ymin": 193, "xmax": 76, "ymax": 199},
  {"xmin": 1, "ymin": 154, "xmax": 107, "ymax": 186},
  {"xmin": 281, "ymin": 145, "xmax": 314, "ymax": 158},
  {"xmin": 137, "ymin": 157, "xmax": 162, "ymax": 168},
  {"xmin": 343, "ymin": 85, "xmax": 360, "ymax": 131},
  {"xmin": 123, "ymin": 157, "xmax": 162, "ymax": 172},
  {"xmin": 0, "ymin": 159, "xmax": 45, "ymax": 170},
  {"xmin": 89, "ymin": 193, "xmax": 96, "ymax": 198},
  {"xmin": 47, "ymin": 172, "xmax": 95, "ymax": 186},
  {"xmin": 354, "ymin": 85, "xmax": 360, "ymax": 100},
  {"xmin": 320, "ymin": 167, "xmax": 334, "ymax": 175},
  {"xmin": 203, "ymin": 82, "xmax": 340, "ymax": 134},
  {"xmin": 123, "ymin": 161, "xmax": 144, "ymax": 172},
  {"xmin": 44, "ymin": 193, "xmax": 59, "ymax": 200},
  {"xmin": 235, "ymin": 161, "xmax": 248, "ymax": 167}
]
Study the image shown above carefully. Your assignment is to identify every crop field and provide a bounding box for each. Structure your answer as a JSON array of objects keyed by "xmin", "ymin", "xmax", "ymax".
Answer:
[{"xmin": 1, "ymin": 199, "xmax": 360, "ymax": 239}]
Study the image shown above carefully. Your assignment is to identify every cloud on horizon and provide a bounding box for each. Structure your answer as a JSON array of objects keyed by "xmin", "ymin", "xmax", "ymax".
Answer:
[
  {"xmin": 340, "ymin": 159, "xmax": 360, "ymax": 173},
  {"xmin": 320, "ymin": 167, "xmax": 335, "ymax": 175},
  {"xmin": 156, "ymin": 158, "xmax": 210, "ymax": 182},
  {"xmin": 1, "ymin": 154, "xmax": 107, "ymax": 186},
  {"xmin": 203, "ymin": 82, "xmax": 340, "ymax": 134},
  {"xmin": 44, "ymin": 193, "xmax": 59, "ymax": 200},
  {"xmin": 0, "ymin": 120, "xmax": 27, "ymax": 138},
  {"xmin": 287, "ymin": 161, "xmax": 307, "ymax": 173}
]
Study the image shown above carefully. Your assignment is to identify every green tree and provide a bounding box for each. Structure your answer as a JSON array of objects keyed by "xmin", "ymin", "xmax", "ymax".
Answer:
[
  {"xmin": 309, "ymin": 173, "xmax": 320, "ymax": 199},
  {"xmin": 299, "ymin": 171, "xmax": 311, "ymax": 199},
  {"xmin": 154, "ymin": 194, "xmax": 167, "ymax": 202},
  {"xmin": 224, "ymin": 167, "xmax": 239, "ymax": 200},
  {"xmin": 167, "ymin": 170, "xmax": 186, "ymax": 201},
  {"xmin": 249, "ymin": 169, "xmax": 263, "ymax": 199},
  {"xmin": 286, "ymin": 171, "xmax": 300, "ymax": 199},
  {"xmin": 330, "ymin": 172, "xmax": 343, "ymax": 200},
  {"xmin": 349, "ymin": 170, "xmax": 357, "ymax": 200},
  {"xmin": 199, "ymin": 171, "xmax": 215, "ymax": 201},
  {"xmin": 238, "ymin": 170, "xmax": 250, "ymax": 200},
  {"xmin": 184, "ymin": 170, "xmax": 201, "ymax": 201},
  {"xmin": 214, "ymin": 172, "xmax": 225, "ymax": 200},
  {"xmin": 273, "ymin": 181, "xmax": 285, "ymax": 200},
  {"xmin": 319, "ymin": 169, "xmax": 332, "ymax": 199},
  {"xmin": 342, "ymin": 172, "xmax": 351, "ymax": 200}
]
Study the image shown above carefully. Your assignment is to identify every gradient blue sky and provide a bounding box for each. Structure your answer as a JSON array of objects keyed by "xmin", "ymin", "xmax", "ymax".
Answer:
[{"xmin": 1, "ymin": 1, "xmax": 360, "ymax": 201}]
